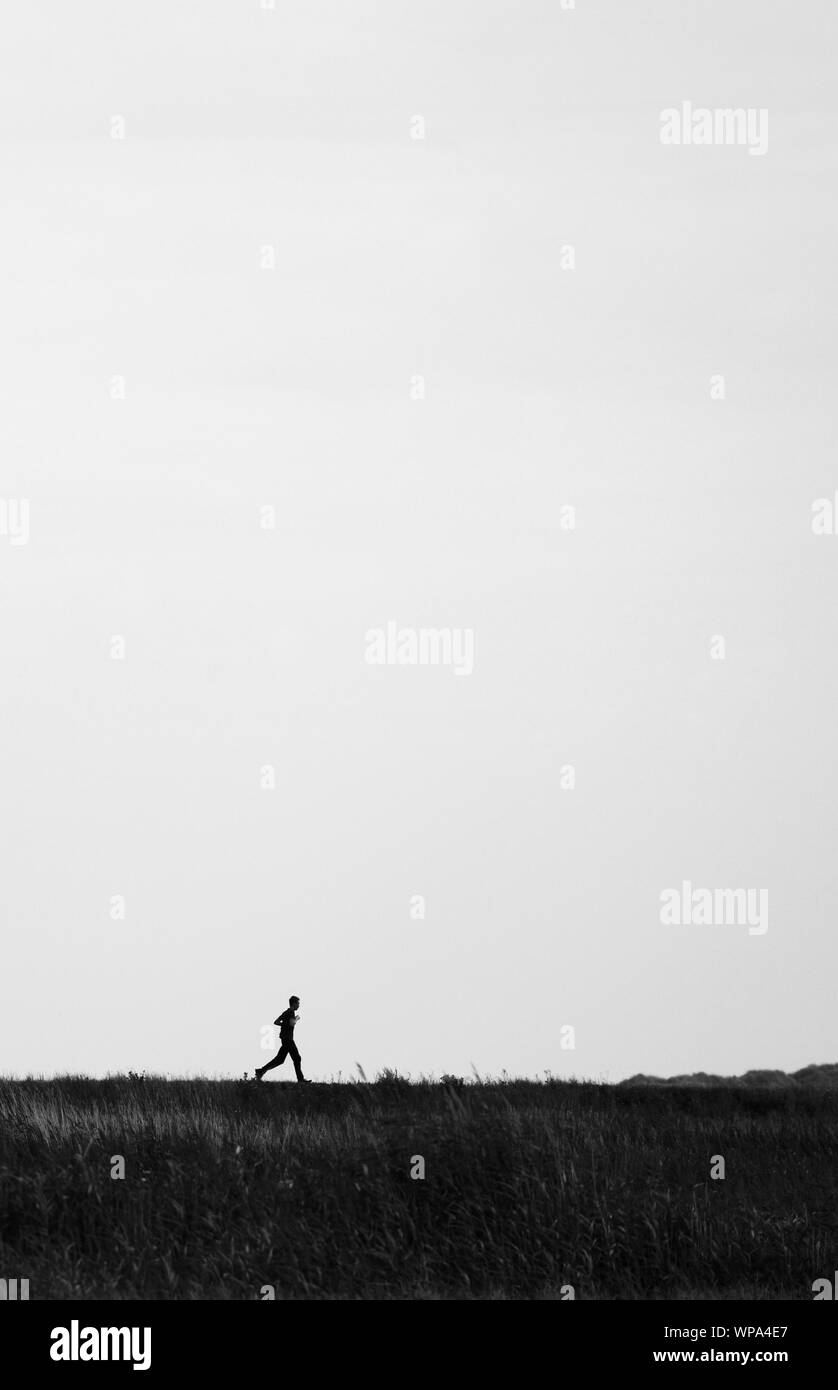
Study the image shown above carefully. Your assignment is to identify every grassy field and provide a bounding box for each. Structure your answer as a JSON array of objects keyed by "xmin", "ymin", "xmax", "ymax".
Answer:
[{"xmin": 1, "ymin": 1073, "xmax": 836, "ymax": 1300}]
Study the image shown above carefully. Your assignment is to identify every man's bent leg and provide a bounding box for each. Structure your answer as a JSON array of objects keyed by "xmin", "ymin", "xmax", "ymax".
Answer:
[{"xmin": 289, "ymin": 1042, "xmax": 305, "ymax": 1081}]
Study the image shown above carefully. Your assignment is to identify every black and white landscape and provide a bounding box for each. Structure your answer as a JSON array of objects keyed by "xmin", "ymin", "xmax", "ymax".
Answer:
[{"xmin": 1, "ymin": 0, "xmax": 836, "ymax": 1334}]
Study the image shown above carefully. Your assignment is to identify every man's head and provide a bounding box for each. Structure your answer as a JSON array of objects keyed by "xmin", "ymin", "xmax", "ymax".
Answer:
[{"xmin": 289, "ymin": 995, "xmax": 300, "ymax": 1009}]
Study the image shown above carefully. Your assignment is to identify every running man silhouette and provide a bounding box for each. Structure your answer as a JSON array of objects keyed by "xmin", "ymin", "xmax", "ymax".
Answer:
[{"xmin": 255, "ymin": 995, "xmax": 310, "ymax": 1082}]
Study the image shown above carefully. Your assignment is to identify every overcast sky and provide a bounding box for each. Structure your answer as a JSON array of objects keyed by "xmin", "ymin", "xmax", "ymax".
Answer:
[{"xmin": 1, "ymin": 0, "xmax": 836, "ymax": 1081}]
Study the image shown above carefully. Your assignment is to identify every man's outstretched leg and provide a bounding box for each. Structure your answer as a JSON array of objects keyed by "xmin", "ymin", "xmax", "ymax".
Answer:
[{"xmin": 255, "ymin": 1043, "xmax": 288, "ymax": 1081}]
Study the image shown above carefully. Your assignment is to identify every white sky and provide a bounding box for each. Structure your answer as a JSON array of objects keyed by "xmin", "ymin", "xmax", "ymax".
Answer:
[{"xmin": 1, "ymin": 1, "xmax": 836, "ymax": 1080}]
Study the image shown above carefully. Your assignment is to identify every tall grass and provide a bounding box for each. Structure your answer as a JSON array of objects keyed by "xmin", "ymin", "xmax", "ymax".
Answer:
[{"xmin": 1, "ymin": 1074, "xmax": 835, "ymax": 1299}]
